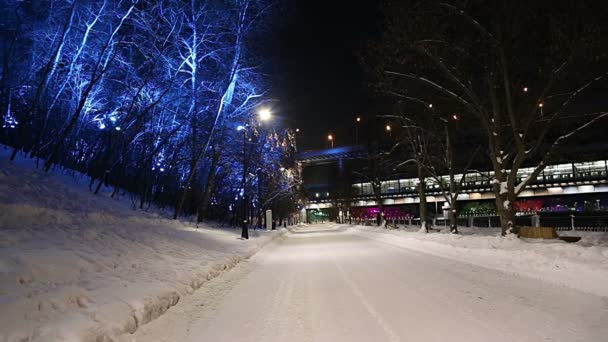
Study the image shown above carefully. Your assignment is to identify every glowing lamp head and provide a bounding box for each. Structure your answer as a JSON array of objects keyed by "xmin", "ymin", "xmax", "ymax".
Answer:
[
  {"xmin": 523, "ymin": 87, "xmax": 528, "ymax": 92},
  {"xmin": 280, "ymin": 167, "xmax": 285, "ymax": 171},
  {"xmin": 385, "ymin": 124, "xmax": 391, "ymax": 131},
  {"xmin": 452, "ymin": 114, "xmax": 459, "ymax": 120},
  {"xmin": 295, "ymin": 128, "xmax": 300, "ymax": 133},
  {"xmin": 538, "ymin": 103, "xmax": 544, "ymax": 108},
  {"xmin": 327, "ymin": 134, "xmax": 333, "ymax": 141},
  {"xmin": 237, "ymin": 125, "xmax": 245, "ymax": 131},
  {"xmin": 428, "ymin": 103, "xmax": 433, "ymax": 108},
  {"xmin": 356, "ymin": 117, "xmax": 361, "ymax": 122},
  {"xmin": 258, "ymin": 108, "xmax": 271, "ymax": 121}
]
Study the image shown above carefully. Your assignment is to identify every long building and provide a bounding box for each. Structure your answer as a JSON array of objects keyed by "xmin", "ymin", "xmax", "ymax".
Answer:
[{"xmin": 297, "ymin": 146, "xmax": 608, "ymax": 229}]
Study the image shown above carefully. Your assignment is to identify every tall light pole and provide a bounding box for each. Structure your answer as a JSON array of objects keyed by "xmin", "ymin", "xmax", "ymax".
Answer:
[
  {"xmin": 328, "ymin": 134, "xmax": 334, "ymax": 148},
  {"xmin": 241, "ymin": 107, "xmax": 272, "ymax": 239},
  {"xmin": 355, "ymin": 116, "xmax": 361, "ymax": 144}
]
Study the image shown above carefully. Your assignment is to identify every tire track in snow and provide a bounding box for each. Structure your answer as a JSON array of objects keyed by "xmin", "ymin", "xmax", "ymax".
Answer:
[{"xmin": 326, "ymin": 249, "xmax": 402, "ymax": 342}]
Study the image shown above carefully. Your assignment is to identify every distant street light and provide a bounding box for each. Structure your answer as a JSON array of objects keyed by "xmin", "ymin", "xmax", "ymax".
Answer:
[
  {"xmin": 523, "ymin": 87, "xmax": 528, "ymax": 92},
  {"xmin": 356, "ymin": 117, "xmax": 361, "ymax": 122},
  {"xmin": 295, "ymin": 128, "xmax": 300, "ymax": 133},
  {"xmin": 328, "ymin": 134, "xmax": 334, "ymax": 148},
  {"xmin": 428, "ymin": 103, "xmax": 433, "ymax": 108},
  {"xmin": 452, "ymin": 114, "xmax": 459, "ymax": 120},
  {"xmin": 385, "ymin": 124, "xmax": 391, "ymax": 137}
]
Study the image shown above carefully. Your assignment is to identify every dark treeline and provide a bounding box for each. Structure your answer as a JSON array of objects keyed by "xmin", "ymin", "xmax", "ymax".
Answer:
[{"xmin": 0, "ymin": 0, "xmax": 301, "ymax": 224}]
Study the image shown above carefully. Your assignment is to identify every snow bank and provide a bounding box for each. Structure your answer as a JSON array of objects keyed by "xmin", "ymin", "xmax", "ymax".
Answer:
[
  {"xmin": 348, "ymin": 224, "xmax": 608, "ymax": 297},
  {"xmin": 0, "ymin": 147, "xmax": 283, "ymax": 342}
]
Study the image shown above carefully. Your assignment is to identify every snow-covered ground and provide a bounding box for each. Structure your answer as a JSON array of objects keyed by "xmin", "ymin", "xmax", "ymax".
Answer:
[
  {"xmin": 349, "ymin": 224, "xmax": 608, "ymax": 297},
  {"xmin": 132, "ymin": 224, "xmax": 608, "ymax": 342},
  {"xmin": 0, "ymin": 147, "xmax": 283, "ymax": 342}
]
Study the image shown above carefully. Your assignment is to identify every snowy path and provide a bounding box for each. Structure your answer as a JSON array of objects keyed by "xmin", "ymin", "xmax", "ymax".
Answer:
[{"xmin": 131, "ymin": 224, "xmax": 608, "ymax": 342}]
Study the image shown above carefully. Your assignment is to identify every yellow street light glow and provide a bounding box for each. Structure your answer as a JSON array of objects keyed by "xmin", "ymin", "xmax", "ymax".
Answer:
[
  {"xmin": 328, "ymin": 134, "xmax": 333, "ymax": 140},
  {"xmin": 258, "ymin": 108, "xmax": 271, "ymax": 121}
]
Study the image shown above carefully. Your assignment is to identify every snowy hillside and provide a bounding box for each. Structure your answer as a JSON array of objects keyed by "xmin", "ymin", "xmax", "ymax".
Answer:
[{"xmin": 0, "ymin": 147, "xmax": 281, "ymax": 342}]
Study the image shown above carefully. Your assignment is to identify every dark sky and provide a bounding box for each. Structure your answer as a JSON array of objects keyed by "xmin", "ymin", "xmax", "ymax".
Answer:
[{"xmin": 269, "ymin": 0, "xmax": 380, "ymax": 151}]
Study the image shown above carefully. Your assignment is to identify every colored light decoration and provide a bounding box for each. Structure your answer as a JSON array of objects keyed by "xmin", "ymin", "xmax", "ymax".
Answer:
[
  {"xmin": 110, "ymin": 115, "xmax": 117, "ymax": 122},
  {"xmin": 115, "ymin": 126, "xmax": 121, "ymax": 131},
  {"xmin": 99, "ymin": 123, "xmax": 106, "ymax": 130},
  {"xmin": 2, "ymin": 114, "xmax": 18, "ymax": 128}
]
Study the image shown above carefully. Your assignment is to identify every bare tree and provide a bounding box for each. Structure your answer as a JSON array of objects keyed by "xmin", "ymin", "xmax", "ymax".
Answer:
[{"xmin": 373, "ymin": 0, "xmax": 608, "ymax": 235}]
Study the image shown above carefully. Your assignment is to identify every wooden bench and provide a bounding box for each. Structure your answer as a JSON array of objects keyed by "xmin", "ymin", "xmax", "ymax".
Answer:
[{"xmin": 519, "ymin": 226, "xmax": 581, "ymax": 243}]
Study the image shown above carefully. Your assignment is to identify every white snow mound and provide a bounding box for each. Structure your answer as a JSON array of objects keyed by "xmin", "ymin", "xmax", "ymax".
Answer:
[{"xmin": 0, "ymin": 147, "xmax": 281, "ymax": 342}]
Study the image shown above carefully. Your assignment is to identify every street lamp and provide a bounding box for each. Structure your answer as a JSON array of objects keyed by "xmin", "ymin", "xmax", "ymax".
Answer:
[
  {"xmin": 241, "ymin": 109, "xmax": 273, "ymax": 239},
  {"xmin": 385, "ymin": 124, "xmax": 391, "ymax": 137},
  {"xmin": 328, "ymin": 134, "xmax": 334, "ymax": 148},
  {"xmin": 258, "ymin": 108, "xmax": 271, "ymax": 121}
]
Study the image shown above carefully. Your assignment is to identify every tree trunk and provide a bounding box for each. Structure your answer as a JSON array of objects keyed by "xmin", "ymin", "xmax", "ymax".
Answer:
[
  {"xmin": 197, "ymin": 147, "xmax": 221, "ymax": 223},
  {"xmin": 495, "ymin": 193, "xmax": 517, "ymax": 236},
  {"xmin": 418, "ymin": 166, "xmax": 428, "ymax": 232},
  {"xmin": 448, "ymin": 200, "xmax": 458, "ymax": 234}
]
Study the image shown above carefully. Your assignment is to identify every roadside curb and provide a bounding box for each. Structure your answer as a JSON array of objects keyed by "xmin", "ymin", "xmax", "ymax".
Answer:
[{"xmin": 88, "ymin": 228, "xmax": 288, "ymax": 342}]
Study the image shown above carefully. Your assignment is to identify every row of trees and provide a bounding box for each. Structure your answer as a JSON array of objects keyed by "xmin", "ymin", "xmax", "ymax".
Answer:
[
  {"xmin": 0, "ymin": 0, "xmax": 301, "ymax": 228},
  {"xmin": 364, "ymin": 0, "xmax": 607, "ymax": 235}
]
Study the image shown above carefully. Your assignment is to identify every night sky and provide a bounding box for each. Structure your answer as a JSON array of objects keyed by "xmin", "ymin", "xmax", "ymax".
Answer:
[{"xmin": 269, "ymin": 0, "xmax": 380, "ymax": 151}]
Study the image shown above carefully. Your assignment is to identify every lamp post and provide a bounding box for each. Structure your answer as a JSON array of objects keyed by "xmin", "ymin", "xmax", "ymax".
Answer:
[
  {"xmin": 355, "ymin": 116, "xmax": 361, "ymax": 144},
  {"xmin": 328, "ymin": 134, "xmax": 334, "ymax": 148},
  {"xmin": 240, "ymin": 107, "xmax": 272, "ymax": 239}
]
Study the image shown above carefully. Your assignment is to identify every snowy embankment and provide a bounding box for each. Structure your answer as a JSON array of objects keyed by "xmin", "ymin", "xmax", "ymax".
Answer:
[
  {"xmin": 348, "ymin": 224, "xmax": 608, "ymax": 297},
  {"xmin": 0, "ymin": 147, "xmax": 284, "ymax": 342}
]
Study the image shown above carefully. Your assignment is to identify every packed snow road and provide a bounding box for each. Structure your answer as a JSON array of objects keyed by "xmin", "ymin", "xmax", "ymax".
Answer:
[{"xmin": 132, "ymin": 224, "xmax": 608, "ymax": 342}]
